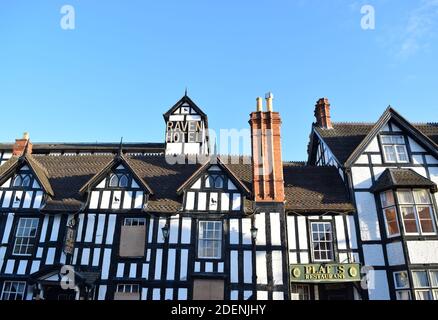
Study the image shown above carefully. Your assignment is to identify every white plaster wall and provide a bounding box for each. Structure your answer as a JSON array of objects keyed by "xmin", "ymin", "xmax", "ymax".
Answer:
[
  {"xmin": 363, "ymin": 244, "xmax": 385, "ymax": 266},
  {"xmin": 407, "ymin": 241, "xmax": 438, "ymax": 264},
  {"xmin": 352, "ymin": 166, "xmax": 373, "ymax": 189},
  {"xmin": 408, "ymin": 137, "xmax": 426, "ymax": 152},
  {"xmin": 355, "ymin": 192, "xmax": 381, "ymax": 241},
  {"xmin": 368, "ymin": 270, "xmax": 390, "ymax": 300},
  {"xmin": 386, "ymin": 242, "xmax": 405, "ymax": 266},
  {"xmin": 365, "ymin": 137, "xmax": 380, "ymax": 153}
]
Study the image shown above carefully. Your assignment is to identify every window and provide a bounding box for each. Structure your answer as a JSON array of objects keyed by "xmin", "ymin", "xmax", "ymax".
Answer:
[
  {"xmin": 310, "ymin": 222, "xmax": 334, "ymax": 262},
  {"xmin": 206, "ymin": 174, "xmax": 224, "ymax": 189},
  {"xmin": 394, "ymin": 271, "xmax": 411, "ymax": 300},
  {"xmin": 381, "ymin": 135, "xmax": 409, "ymax": 163},
  {"xmin": 412, "ymin": 270, "xmax": 438, "ymax": 300},
  {"xmin": 124, "ymin": 218, "xmax": 146, "ymax": 226},
  {"xmin": 380, "ymin": 191, "xmax": 400, "ymax": 237},
  {"xmin": 1, "ymin": 281, "xmax": 26, "ymax": 300},
  {"xmin": 109, "ymin": 174, "xmax": 129, "ymax": 188},
  {"xmin": 198, "ymin": 221, "xmax": 222, "ymax": 259},
  {"xmin": 13, "ymin": 174, "xmax": 31, "ymax": 188},
  {"xmin": 291, "ymin": 284, "xmax": 311, "ymax": 300},
  {"xmin": 398, "ymin": 190, "xmax": 437, "ymax": 235},
  {"xmin": 13, "ymin": 218, "xmax": 39, "ymax": 256},
  {"xmin": 114, "ymin": 284, "xmax": 140, "ymax": 301}
]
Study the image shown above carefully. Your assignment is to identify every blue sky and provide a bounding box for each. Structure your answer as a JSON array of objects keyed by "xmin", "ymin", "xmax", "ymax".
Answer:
[{"xmin": 1, "ymin": 0, "xmax": 438, "ymax": 161}]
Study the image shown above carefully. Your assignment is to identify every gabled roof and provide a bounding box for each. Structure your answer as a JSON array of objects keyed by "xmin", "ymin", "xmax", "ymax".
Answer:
[
  {"xmin": 176, "ymin": 156, "xmax": 251, "ymax": 196},
  {"xmin": 0, "ymin": 154, "xmax": 54, "ymax": 197},
  {"xmin": 371, "ymin": 168, "xmax": 437, "ymax": 193},
  {"xmin": 163, "ymin": 95, "xmax": 208, "ymax": 121},
  {"xmin": 79, "ymin": 154, "xmax": 154, "ymax": 195},
  {"xmin": 313, "ymin": 107, "xmax": 438, "ymax": 166}
]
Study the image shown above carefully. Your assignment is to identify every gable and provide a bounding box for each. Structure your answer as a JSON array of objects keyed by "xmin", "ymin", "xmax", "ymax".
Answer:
[
  {"xmin": 87, "ymin": 163, "xmax": 149, "ymax": 211},
  {"xmin": 0, "ymin": 163, "xmax": 45, "ymax": 210}
]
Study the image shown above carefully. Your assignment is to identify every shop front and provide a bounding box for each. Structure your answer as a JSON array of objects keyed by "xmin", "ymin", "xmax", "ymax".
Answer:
[{"xmin": 290, "ymin": 263, "xmax": 362, "ymax": 300}]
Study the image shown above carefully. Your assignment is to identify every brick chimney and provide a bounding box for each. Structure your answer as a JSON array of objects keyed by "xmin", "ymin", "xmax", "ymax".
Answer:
[
  {"xmin": 13, "ymin": 132, "xmax": 33, "ymax": 156},
  {"xmin": 314, "ymin": 98, "xmax": 333, "ymax": 129},
  {"xmin": 249, "ymin": 93, "xmax": 285, "ymax": 203}
]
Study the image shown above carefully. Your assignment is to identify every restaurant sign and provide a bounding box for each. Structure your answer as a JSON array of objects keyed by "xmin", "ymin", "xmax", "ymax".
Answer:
[{"xmin": 290, "ymin": 263, "xmax": 361, "ymax": 283}]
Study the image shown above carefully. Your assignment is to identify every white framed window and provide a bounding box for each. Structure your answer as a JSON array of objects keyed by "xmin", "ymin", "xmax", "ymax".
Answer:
[
  {"xmin": 13, "ymin": 218, "xmax": 39, "ymax": 256},
  {"xmin": 380, "ymin": 135, "xmax": 409, "ymax": 163},
  {"xmin": 205, "ymin": 174, "xmax": 224, "ymax": 189},
  {"xmin": 412, "ymin": 270, "xmax": 438, "ymax": 300},
  {"xmin": 310, "ymin": 222, "xmax": 334, "ymax": 262},
  {"xmin": 380, "ymin": 191, "xmax": 400, "ymax": 237},
  {"xmin": 398, "ymin": 190, "xmax": 437, "ymax": 235},
  {"xmin": 124, "ymin": 218, "xmax": 147, "ymax": 226},
  {"xmin": 291, "ymin": 284, "xmax": 311, "ymax": 300},
  {"xmin": 1, "ymin": 281, "xmax": 26, "ymax": 300},
  {"xmin": 394, "ymin": 271, "xmax": 411, "ymax": 300},
  {"xmin": 198, "ymin": 221, "xmax": 222, "ymax": 259}
]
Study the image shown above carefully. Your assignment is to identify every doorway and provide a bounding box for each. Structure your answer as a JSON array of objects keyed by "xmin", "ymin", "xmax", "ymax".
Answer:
[{"xmin": 44, "ymin": 285, "xmax": 77, "ymax": 301}]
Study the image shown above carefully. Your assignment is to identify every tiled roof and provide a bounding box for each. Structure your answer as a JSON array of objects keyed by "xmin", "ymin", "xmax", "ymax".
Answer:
[
  {"xmin": 372, "ymin": 168, "xmax": 437, "ymax": 193},
  {"xmin": 1, "ymin": 154, "xmax": 355, "ymax": 214},
  {"xmin": 283, "ymin": 164, "xmax": 354, "ymax": 213},
  {"xmin": 315, "ymin": 123, "xmax": 438, "ymax": 164}
]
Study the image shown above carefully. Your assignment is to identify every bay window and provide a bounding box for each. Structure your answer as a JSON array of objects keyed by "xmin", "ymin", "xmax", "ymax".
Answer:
[
  {"xmin": 398, "ymin": 190, "xmax": 436, "ymax": 235},
  {"xmin": 380, "ymin": 191, "xmax": 400, "ymax": 237}
]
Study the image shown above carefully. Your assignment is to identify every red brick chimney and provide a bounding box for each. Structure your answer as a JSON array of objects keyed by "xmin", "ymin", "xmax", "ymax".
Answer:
[
  {"xmin": 13, "ymin": 132, "xmax": 33, "ymax": 156},
  {"xmin": 249, "ymin": 93, "xmax": 285, "ymax": 203},
  {"xmin": 314, "ymin": 98, "xmax": 333, "ymax": 129}
]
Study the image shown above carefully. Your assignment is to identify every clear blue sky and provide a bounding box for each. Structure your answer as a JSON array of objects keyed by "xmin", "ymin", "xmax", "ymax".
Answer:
[{"xmin": 1, "ymin": 0, "xmax": 438, "ymax": 161}]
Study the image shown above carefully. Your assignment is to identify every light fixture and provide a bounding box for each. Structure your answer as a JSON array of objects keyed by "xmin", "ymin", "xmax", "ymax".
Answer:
[
  {"xmin": 161, "ymin": 223, "xmax": 170, "ymax": 240},
  {"xmin": 251, "ymin": 226, "xmax": 258, "ymax": 241}
]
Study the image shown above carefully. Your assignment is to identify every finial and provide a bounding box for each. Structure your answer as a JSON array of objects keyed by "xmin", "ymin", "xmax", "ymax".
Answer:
[
  {"xmin": 185, "ymin": 87, "xmax": 188, "ymax": 96},
  {"xmin": 118, "ymin": 137, "xmax": 124, "ymax": 157}
]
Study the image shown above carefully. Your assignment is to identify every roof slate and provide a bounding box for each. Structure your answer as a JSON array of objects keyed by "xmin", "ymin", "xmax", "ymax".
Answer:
[{"xmin": 372, "ymin": 168, "xmax": 437, "ymax": 193}]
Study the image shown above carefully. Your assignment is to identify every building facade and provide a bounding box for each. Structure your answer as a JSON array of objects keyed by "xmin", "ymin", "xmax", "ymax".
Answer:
[{"xmin": 0, "ymin": 94, "xmax": 437, "ymax": 301}]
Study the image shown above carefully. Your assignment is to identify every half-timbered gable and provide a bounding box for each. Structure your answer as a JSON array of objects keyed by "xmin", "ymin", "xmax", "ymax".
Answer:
[
  {"xmin": 164, "ymin": 95, "xmax": 209, "ymax": 156},
  {"xmin": 308, "ymin": 101, "xmax": 438, "ymax": 301}
]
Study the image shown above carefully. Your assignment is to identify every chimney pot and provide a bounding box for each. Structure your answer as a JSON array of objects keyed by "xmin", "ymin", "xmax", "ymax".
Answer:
[
  {"xmin": 265, "ymin": 92, "xmax": 274, "ymax": 112},
  {"xmin": 256, "ymin": 97, "xmax": 263, "ymax": 112},
  {"xmin": 314, "ymin": 98, "xmax": 333, "ymax": 129}
]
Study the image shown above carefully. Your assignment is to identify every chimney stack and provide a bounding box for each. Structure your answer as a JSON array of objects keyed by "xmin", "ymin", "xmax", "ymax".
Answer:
[
  {"xmin": 13, "ymin": 132, "xmax": 33, "ymax": 156},
  {"xmin": 249, "ymin": 93, "xmax": 285, "ymax": 203},
  {"xmin": 314, "ymin": 98, "xmax": 333, "ymax": 129}
]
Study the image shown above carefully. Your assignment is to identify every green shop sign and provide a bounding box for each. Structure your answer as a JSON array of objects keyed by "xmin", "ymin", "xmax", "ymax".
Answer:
[{"xmin": 290, "ymin": 263, "xmax": 361, "ymax": 283}]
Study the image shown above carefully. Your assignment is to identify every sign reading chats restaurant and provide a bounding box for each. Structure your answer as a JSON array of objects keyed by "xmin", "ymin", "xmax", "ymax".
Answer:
[
  {"xmin": 166, "ymin": 119, "xmax": 204, "ymax": 143},
  {"xmin": 290, "ymin": 264, "xmax": 361, "ymax": 283}
]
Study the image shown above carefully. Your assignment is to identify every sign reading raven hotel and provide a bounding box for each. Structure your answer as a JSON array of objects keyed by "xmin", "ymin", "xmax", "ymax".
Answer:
[
  {"xmin": 290, "ymin": 264, "xmax": 361, "ymax": 283},
  {"xmin": 166, "ymin": 120, "xmax": 204, "ymax": 143}
]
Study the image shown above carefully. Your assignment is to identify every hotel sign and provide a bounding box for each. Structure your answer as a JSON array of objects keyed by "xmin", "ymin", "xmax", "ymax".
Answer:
[
  {"xmin": 290, "ymin": 263, "xmax": 361, "ymax": 283},
  {"xmin": 166, "ymin": 121, "xmax": 204, "ymax": 143}
]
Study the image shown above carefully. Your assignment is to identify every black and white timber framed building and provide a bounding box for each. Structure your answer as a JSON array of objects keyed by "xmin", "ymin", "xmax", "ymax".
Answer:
[{"xmin": 0, "ymin": 94, "xmax": 437, "ymax": 301}]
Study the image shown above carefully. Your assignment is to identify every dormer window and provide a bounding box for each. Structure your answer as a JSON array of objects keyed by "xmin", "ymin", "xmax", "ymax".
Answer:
[
  {"xmin": 13, "ymin": 174, "xmax": 31, "ymax": 188},
  {"xmin": 380, "ymin": 135, "xmax": 409, "ymax": 163},
  {"xmin": 109, "ymin": 174, "xmax": 129, "ymax": 188}
]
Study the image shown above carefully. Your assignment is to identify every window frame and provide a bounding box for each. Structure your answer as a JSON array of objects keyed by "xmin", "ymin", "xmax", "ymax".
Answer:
[
  {"xmin": 108, "ymin": 173, "xmax": 130, "ymax": 189},
  {"xmin": 290, "ymin": 284, "xmax": 311, "ymax": 301},
  {"xmin": 197, "ymin": 220, "xmax": 223, "ymax": 260},
  {"xmin": 1, "ymin": 281, "xmax": 27, "ymax": 301},
  {"xmin": 380, "ymin": 190, "xmax": 401, "ymax": 238},
  {"xmin": 116, "ymin": 284, "xmax": 140, "ymax": 294},
  {"xmin": 12, "ymin": 174, "xmax": 32, "ymax": 188},
  {"xmin": 12, "ymin": 217, "xmax": 39, "ymax": 257},
  {"xmin": 379, "ymin": 134, "xmax": 410, "ymax": 164},
  {"xmin": 124, "ymin": 218, "xmax": 147, "ymax": 226},
  {"xmin": 397, "ymin": 189, "xmax": 437, "ymax": 236},
  {"xmin": 309, "ymin": 221, "xmax": 335, "ymax": 263},
  {"xmin": 412, "ymin": 270, "xmax": 438, "ymax": 301}
]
